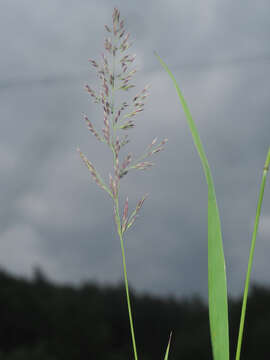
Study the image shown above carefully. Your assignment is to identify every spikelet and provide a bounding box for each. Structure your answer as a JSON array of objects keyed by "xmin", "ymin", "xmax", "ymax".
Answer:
[{"xmin": 121, "ymin": 197, "xmax": 129, "ymax": 233}]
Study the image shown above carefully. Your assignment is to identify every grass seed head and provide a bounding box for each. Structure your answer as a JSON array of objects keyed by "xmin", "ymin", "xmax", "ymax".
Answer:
[{"xmin": 78, "ymin": 7, "xmax": 167, "ymax": 228}]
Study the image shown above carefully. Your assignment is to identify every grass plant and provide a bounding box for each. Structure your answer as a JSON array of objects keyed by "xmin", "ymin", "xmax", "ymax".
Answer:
[
  {"xmin": 77, "ymin": 8, "xmax": 170, "ymax": 360},
  {"xmin": 77, "ymin": 6, "xmax": 270, "ymax": 360}
]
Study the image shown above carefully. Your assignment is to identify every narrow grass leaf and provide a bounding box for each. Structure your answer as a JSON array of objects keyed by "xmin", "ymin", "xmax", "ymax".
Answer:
[
  {"xmin": 163, "ymin": 332, "xmax": 172, "ymax": 360},
  {"xmin": 235, "ymin": 147, "xmax": 270, "ymax": 360},
  {"xmin": 155, "ymin": 52, "xmax": 229, "ymax": 360}
]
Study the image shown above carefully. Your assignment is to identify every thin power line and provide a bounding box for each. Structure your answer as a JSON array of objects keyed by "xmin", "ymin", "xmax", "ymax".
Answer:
[{"xmin": 1, "ymin": 54, "xmax": 270, "ymax": 91}]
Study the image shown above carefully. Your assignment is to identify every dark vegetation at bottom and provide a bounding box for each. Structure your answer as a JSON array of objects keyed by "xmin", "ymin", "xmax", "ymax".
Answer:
[{"xmin": 0, "ymin": 268, "xmax": 269, "ymax": 360}]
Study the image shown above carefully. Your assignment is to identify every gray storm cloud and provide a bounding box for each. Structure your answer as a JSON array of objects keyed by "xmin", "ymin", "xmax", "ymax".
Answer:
[{"xmin": 0, "ymin": 0, "xmax": 269, "ymax": 300}]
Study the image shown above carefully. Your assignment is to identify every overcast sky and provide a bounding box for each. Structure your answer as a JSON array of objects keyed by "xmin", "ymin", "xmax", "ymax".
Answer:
[{"xmin": 0, "ymin": 0, "xmax": 270, "ymax": 301}]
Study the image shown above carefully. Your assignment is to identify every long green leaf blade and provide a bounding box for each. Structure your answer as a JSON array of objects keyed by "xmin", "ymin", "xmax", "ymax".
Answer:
[
  {"xmin": 235, "ymin": 147, "xmax": 270, "ymax": 360},
  {"xmin": 155, "ymin": 52, "xmax": 229, "ymax": 360}
]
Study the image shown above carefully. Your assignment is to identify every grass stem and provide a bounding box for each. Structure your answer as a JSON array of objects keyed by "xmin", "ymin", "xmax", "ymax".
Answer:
[{"xmin": 115, "ymin": 198, "xmax": 139, "ymax": 360}]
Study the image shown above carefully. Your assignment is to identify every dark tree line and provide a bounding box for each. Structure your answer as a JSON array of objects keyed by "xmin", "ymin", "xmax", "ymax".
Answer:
[{"xmin": 0, "ymin": 267, "xmax": 269, "ymax": 359}]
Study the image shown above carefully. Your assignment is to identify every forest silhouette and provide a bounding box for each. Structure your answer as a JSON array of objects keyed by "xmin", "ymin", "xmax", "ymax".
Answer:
[{"xmin": 0, "ymin": 267, "xmax": 269, "ymax": 359}]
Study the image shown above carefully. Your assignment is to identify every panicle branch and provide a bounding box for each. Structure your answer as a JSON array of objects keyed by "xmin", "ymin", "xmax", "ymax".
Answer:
[
  {"xmin": 77, "ymin": 148, "xmax": 112, "ymax": 197},
  {"xmin": 125, "ymin": 194, "xmax": 149, "ymax": 232}
]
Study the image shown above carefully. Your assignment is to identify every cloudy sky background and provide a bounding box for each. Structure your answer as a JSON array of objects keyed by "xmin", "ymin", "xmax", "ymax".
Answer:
[{"xmin": 0, "ymin": 0, "xmax": 270, "ymax": 301}]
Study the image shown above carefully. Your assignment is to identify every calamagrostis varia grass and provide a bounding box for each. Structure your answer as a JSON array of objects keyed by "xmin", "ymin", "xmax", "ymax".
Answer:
[{"xmin": 77, "ymin": 7, "xmax": 171, "ymax": 360}]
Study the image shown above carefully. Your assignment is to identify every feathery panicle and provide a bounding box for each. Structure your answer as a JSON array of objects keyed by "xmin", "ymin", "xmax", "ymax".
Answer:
[
  {"xmin": 80, "ymin": 5, "xmax": 167, "ymax": 201},
  {"xmin": 77, "ymin": 9, "xmax": 167, "ymax": 360}
]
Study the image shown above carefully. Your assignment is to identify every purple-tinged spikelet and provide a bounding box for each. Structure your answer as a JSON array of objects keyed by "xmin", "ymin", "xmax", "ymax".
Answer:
[
  {"xmin": 88, "ymin": 59, "xmax": 98, "ymax": 68},
  {"xmin": 83, "ymin": 114, "xmax": 103, "ymax": 142},
  {"xmin": 121, "ymin": 153, "xmax": 132, "ymax": 170},
  {"xmin": 114, "ymin": 137, "xmax": 120, "ymax": 155},
  {"xmin": 136, "ymin": 193, "xmax": 148, "ymax": 212},
  {"xmin": 120, "ymin": 120, "xmax": 135, "ymax": 130},
  {"xmin": 102, "ymin": 113, "xmax": 110, "ymax": 144},
  {"xmin": 109, "ymin": 173, "xmax": 118, "ymax": 198},
  {"xmin": 121, "ymin": 197, "xmax": 129, "ymax": 233},
  {"xmin": 134, "ymin": 162, "xmax": 153, "ymax": 170},
  {"xmin": 114, "ymin": 157, "xmax": 120, "ymax": 179}
]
